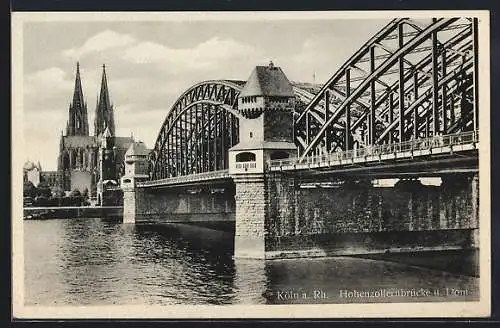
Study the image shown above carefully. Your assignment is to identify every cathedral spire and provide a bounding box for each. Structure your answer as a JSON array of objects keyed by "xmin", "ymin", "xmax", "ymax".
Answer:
[
  {"xmin": 72, "ymin": 62, "xmax": 84, "ymax": 109},
  {"xmin": 66, "ymin": 62, "xmax": 89, "ymax": 136},
  {"xmin": 94, "ymin": 64, "xmax": 115, "ymax": 137}
]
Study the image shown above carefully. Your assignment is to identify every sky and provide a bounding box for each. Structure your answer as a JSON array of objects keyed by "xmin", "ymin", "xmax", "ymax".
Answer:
[{"xmin": 20, "ymin": 16, "xmax": 389, "ymax": 171}]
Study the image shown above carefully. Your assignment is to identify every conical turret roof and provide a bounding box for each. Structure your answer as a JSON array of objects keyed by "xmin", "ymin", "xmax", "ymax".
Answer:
[
  {"xmin": 125, "ymin": 141, "xmax": 149, "ymax": 157},
  {"xmin": 239, "ymin": 62, "xmax": 294, "ymax": 98}
]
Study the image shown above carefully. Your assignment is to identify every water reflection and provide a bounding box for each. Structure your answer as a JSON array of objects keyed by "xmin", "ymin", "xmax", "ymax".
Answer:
[
  {"xmin": 263, "ymin": 256, "xmax": 478, "ymax": 304},
  {"xmin": 24, "ymin": 218, "xmax": 479, "ymax": 306}
]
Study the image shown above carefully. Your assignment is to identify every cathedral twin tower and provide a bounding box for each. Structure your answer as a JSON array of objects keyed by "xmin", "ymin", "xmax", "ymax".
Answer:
[
  {"xmin": 66, "ymin": 62, "xmax": 115, "ymax": 137},
  {"xmin": 58, "ymin": 62, "xmax": 134, "ymax": 200}
]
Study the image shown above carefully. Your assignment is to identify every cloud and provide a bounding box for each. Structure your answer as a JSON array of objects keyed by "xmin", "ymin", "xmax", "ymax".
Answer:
[
  {"xmin": 24, "ymin": 67, "xmax": 76, "ymax": 114},
  {"xmin": 25, "ymin": 67, "xmax": 72, "ymax": 97},
  {"xmin": 122, "ymin": 37, "xmax": 259, "ymax": 72},
  {"xmin": 62, "ymin": 30, "xmax": 136, "ymax": 59}
]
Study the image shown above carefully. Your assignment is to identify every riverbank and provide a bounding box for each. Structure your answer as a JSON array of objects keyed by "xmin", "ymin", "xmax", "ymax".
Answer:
[{"xmin": 23, "ymin": 206, "xmax": 123, "ymax": 220}]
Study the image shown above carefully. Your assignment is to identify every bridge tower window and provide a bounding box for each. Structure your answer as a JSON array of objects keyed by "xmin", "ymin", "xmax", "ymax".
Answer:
[{"xmin": 236, "ymin": 152, "xmax": 256, "ymax": 162}]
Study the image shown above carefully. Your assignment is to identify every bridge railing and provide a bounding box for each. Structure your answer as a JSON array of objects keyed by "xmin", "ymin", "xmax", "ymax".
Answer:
[
  {"xmin": 138, "ymin": 169, "xmax": 230, "ymax": 188},
  {"xmin": 268, "ymin": 130, "xmax": 478, "ymax": 169},
  {"xmin": 235, "ymin": 162, "xmax": 257, "ymax": 170}
]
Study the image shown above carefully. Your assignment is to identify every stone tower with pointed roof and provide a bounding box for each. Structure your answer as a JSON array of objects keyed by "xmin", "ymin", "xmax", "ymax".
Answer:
[
  {"xmin": 229, "ymin": 62, "xmax": 297, "ymax": 259},
  {"xmin": 66, "ymin": 62, "xmax": 89, "ymax": 136},
  {"xmin": 121, "ymin": 141, "xmax": 150, "ymax": 223},
  {"xmin": 94, "ymin": 64, "xmax": 116, "ymax": 137},
  {"xmin": 229, "ymin": 61, "xmax": 297, "ymax": 175}
]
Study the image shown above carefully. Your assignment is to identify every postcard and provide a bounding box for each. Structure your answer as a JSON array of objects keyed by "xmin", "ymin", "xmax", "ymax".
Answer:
[{"xmin": 12, "ymin": 10, "xmax": 491, "ymax": 318}]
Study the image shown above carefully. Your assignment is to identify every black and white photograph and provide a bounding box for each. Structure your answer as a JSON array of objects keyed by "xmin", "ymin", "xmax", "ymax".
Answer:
[{"xmin": 11, "ymin": 11, "xmax": 491, "ymax": 318}]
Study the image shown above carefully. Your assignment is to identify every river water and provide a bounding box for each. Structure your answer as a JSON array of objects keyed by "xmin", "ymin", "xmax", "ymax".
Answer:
[{"xmin": 24, "ymin": 218, "xmax": 479, "ymax": 305}]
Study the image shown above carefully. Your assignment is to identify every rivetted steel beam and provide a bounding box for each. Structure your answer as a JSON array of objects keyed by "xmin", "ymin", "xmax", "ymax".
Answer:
[
  {"xmin": 201, "ymin": 104, "xmax": 206, "ymax": 172},
  {"xmin": 376, "ymin": 57, "xmax": 473, "ymax": 143},
  {"xmin": 413, "ymin": 71, "xmax": 419, "ymax": 140},
  {"xmin": 388, "ymin": 92, "xmax": 394, "ymax": 143},
  {"xmin": 296, "ymin": 18, "xmax": 409, "ymax": 123},
  {"xmin": 398, "ymin": 22, "xmax": 405, "ymax": 143},
  {"xmin": 298, "ymin": 18, "xmax": 458, "ymax": 161},
  {"xmin": 324, "ymin": 90, "xmax": 330, "ymax": 152},
  {"xmin": 369, "ymin": 45, "xmax": 376, "ymax": 146},
  {"xmin": 350, "ymin": 38, "xmax": 473, "ymax": 135},
  {"xmin": 356, "ymin": 45, "xmax": 433, "ymax": 64},
  {"xmin": 305, "ymin": 112, "xmax": 310, "ymax": 144},
  {"xmin": 329, "ymin": 87, "xmax": 370, "ymax": 109},
  {"xmin": 188, "ymin": 106, "xmax": 194, "ymax": 174},
  {"xmin": 369, "ymin": 27, "xmax": 471, "ymax": 119},
  {"xmin": 207, "ymin": 107, "xmax": 212, "ymax": 172},
  {"xmin": 348, "ymin": 26, "xmax": 464, "ymax": 143},
  {"xmin": 382, "ymin": 23, "xmax": 470, "ymax": 40},
  {"xmin": 175, "ymin": 121, "xmax": 180, "ymax": 176},
  {"xmin": 348, "ymin": 23, "xmax": 471, "ymax": 143},
  {"xmin": 441, "ymin": 48, "xmax": 447, "ymax": 132},
  {"xmin": 345, "ymin": 68, "xmax": 351, "ymax": 150},
  {"xmin": 221, "ymin": 108, "xmax": 226, "ymax": 169},
  {"xmin": 431, "ymin": 18, "xmax": 440, "ymax": 136},
  {"xmin": 351, "ymin": 64, "xmax": 391, "ymax": 90},
  {"xmin": 166, "ymin": 126, "xmax": 170, "ymax": 178},
  {"xmin": 472, "ymin": 17, "xmax": 479, "ymax": 131},
  {"xmin": 213, "ymin": 106, "xmax": 218, "ymax": 170}
]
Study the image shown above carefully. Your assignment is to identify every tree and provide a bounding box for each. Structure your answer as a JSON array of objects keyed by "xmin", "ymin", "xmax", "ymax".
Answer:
[
  {"xmin": 23, "ymin": 181, "xmax": 36, "ymax": 198},
  {"xmin": 36, "ymin": 181, "xmax": 52, "ymax": 198}
]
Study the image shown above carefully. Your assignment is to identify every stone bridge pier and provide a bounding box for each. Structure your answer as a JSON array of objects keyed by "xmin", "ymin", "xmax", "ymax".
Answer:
[
  {"xmin": 124, "ymin": 183, "xmax": 235, "ymax": 227},
  {"xmin": 230, "ymin": 170, "xmax": 479, "ymax": 259},
  {"xmin": 121, "ymin": 141, "xmax": 235, "ymax": 228}
]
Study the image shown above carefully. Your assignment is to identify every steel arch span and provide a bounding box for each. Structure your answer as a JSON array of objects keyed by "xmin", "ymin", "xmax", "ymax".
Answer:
[
  {"xmin": 295, "ymin": 17, "xmax": 479, "ymax": 161},
  {"xmin": 149, "ymin": 80, "xmax": 319, "ymax": 180},
  {"xmin": 149, "ymin": 80, "xmax": 245, "ymax": 180}
]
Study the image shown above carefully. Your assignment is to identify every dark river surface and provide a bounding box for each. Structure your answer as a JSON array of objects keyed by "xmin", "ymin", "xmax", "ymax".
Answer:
[{"xmin": 24, "ymin": 218, "xmax": 479, "ymax": 306}]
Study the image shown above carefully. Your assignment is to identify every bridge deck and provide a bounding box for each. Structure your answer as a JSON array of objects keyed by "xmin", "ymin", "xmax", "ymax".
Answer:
[
  {"xmin": 138, "ymin": 170, "xmax": 230, "ymax": 188},
  {"xmin": 268, "ymin": 131, "xmax": 478, "ymax": 172},
  {"xmin": 142, "ymin": 131, "xmax": 478, "ymax": 188}
]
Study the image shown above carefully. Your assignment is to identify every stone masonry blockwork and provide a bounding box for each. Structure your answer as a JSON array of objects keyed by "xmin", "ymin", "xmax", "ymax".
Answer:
[
  {"xmin": 235, "ymin": 179, "xmax": 267, "ymax": 238},
  {"xmin": 262, "ymin": 173, "xmax": 479, "ymax": 254}
]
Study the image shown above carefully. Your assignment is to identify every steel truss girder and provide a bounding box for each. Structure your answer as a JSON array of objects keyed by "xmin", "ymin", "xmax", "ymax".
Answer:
[
  {"xmin": 352, "ymin": 33, "xmax": 473, "ymax": 137},
  {"xmin": 150, "ymin": 81, "xmax": 243, "ymax": 179},
  {"xmin": 296, "ymin": 17, "xmax": 477, "ymax": 162}
]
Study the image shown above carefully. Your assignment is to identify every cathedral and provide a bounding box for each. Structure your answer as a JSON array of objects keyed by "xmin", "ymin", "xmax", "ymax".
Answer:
[{"xmin": 57, "ymin": 63, "xmax": 136, "ymax": 204}]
